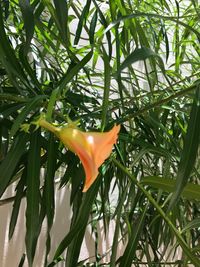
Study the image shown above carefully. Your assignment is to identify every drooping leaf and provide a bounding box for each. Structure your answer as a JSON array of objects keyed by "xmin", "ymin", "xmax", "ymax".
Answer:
[
  {"xmin": 168, "ymin": 87, "xmax": 200, "ymax": 209},
  {"xmin": 92, "ymin": 0, "xmax": 112, "ymax": 59},
  {"xmin": 18, "ymin": 253, "xmax": 26, "ymax": 267},
  {"xmin": 43, "ymin": 133, "xmax": 58, "ymax": 265},
  {"xmin": 74, "ymin": 0, "xmax": 91, "ymax": 45},
  {"xmin": 57, "ymin": 50, "xmax": 93, "ymax": 92},
  {"xmin": 49, "ymin": 177, "xmax": 101, "ymax": 265},
  {"xmin": 25, "ymin": 129, "xmax": 41, "ymax": 267},
  {"xmin": 53, "ymin": 0, "xmax": 68, "ymax": 44},
  {"xmin": 0, "ymin": 133, "xmax": 28, "ymax": 198},
  {"xmin": 19, "ymin": 0, "xmax": 35, "ymax": 54},
  {"xmin": 182, "ymin": 218, "xmax": 200, "ymax": 233},
  {"xmin": 141, "ymin": 176, "xmax": 200, "ymax": 201},
  {"xmin": 9, "ymin": 170, "xmax": 26, "ymax": 239},
  {"xmin": 119, "ymin": 205, "xmax": 148, "ymax": 267},
  {"xmin": 89, "ymin": 10, "xmax": 98, "ymax": 44},
  {"xmin": 119, "ymin": 46, "xmax": 165, "ymax": 74},
  {"xmin": 0, "ymin": 7, "xmax": 28, "ymax": 90}
]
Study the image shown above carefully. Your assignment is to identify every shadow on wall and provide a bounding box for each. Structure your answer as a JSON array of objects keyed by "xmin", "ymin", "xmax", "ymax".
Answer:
[
  {"xmin": 0, "ymin": 184, "xmax": 71, "ymax": 267},
  {"xmin": 0, "ymin": 183, "xmax": 125, "ymax": 267}
]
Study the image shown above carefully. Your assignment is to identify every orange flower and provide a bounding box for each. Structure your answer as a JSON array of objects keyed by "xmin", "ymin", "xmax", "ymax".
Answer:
[
  {"xmin": 58, "ymin": 125, "xmax": 120, "ymax": 192},
  {"xmin": 37, "ymin": 118, "xmax": 120, "ymax": 192}
]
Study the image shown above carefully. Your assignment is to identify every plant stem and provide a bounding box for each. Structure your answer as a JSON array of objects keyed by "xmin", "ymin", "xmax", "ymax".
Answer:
[
  {"xmin": 38, "ymin": 119, "xmax": 59, "ymax": 136},
  {"xmin": 112, "ymin": 157, "xmax": 200, "ymax": 266}
]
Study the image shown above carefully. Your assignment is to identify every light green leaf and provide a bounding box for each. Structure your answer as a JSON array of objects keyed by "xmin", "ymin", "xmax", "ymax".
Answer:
[
  {"xmin": 141, "ymin": 176, "xmax": 200, "ymax": 201},
  {"xmin": 10, "ymin": 95, "xmax": 47, "ymax": 138}
]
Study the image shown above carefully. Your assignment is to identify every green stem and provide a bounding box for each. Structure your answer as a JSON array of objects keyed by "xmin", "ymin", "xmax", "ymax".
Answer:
[
  {"xmin": 118, "ymin": 82, "xmax": 199, "ymax": 124},
  {"xmin": 112, "ymin": 157, "xmax": 200, "ymax": 266},
  {"xmin": 38, "ymin": 119, "xmax": 59, "ymax": 136}
]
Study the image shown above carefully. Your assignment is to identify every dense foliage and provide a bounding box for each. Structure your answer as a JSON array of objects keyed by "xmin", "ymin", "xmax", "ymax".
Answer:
[{"xmin": 0, "ymin": 0, "xmax": 200, "ymax": 266}]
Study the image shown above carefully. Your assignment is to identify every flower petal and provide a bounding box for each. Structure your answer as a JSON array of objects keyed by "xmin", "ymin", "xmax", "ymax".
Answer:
[
  {"xmin": 67, "ymin": 139, "xmax": 98, "ymax": 192},
  {"xmin": 58, "ymin": 125, "xmax": 120, "ymax": 192},
  {"xmin": 82, "ymin": 124, "xmax": 120, "ymax": 167}
]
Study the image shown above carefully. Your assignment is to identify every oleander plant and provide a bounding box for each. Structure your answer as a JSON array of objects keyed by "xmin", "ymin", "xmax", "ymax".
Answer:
[{"xmin": 0, "ymin": 0, "xmax": 200, "ymax": 266}]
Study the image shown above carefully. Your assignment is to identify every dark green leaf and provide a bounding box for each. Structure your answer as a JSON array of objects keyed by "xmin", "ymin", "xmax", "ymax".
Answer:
[
  {"xmin": 74, "ymin": 0, "xmax": 91, "ymax": 45},
  {"xmin": 43, "ymin": 134, "xmax": 57, "ymax": 264},
  {"xmin": 9, "ymin": 170, "xmax": 26, "ymax": 239},
  {"xmin": 0, "ymin": 7, "xmax": 28, "ymax": 86},
  {"xmin": 19, "ymin": 0, "xmax": 35, "ymax": 54},
  {"xmin": 18, "ymin": 253, "xmax": 26, "ymax": 267},
  {"xmin": 50, "ymin": 178, "xmax": 101, "ymax": 264},
  {"xmin": 0, "ymin": 133, "xmax": 28, "ymax": 198},
  {"xmin": 119, "ymin": 205, "xmax": 148, "ymax": 267},
  {"xmin": 169, "ymin": 87, "xmax": 200, "ymax": 209},
  {"xmin": 89, "ymin": 10, "xmax": 98, "ymax": 44},
  {"xmin": 25, "ymin": 129, "xmax": 41, "ymax": 267},
  {"xmin": 53, "ymin": 0, "xmax": 68, "ymax": 44}
]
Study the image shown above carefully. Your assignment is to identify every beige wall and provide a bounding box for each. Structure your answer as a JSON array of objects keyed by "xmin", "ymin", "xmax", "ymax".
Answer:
[{"xmin": 0, "ymin": 183, "xmax": 125, "ymax": 267}]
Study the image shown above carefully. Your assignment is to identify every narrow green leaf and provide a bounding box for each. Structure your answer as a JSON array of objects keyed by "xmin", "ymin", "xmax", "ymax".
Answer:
[
  {"xmin": 109, "ymin": 0, "xmax": 117, "ymax": 20},
  {"xmin": 161, "ymin": 21, "xmax": 169, "ymax": 62},
  {"xmin": 57, "ymin": 50, "xmax": 93, "ymax": 92},
  {"xmin": 110, "ymin": 184, "xmax": 129, "ymax": 267},
  {"xmin": 25, "ymin": 129, "xmax": 41, "ymax": 267},
  {"xmin": 141, "ymin": 176, "xmax": 200, "ymax": 201},
  {"xmin": 101, "ymin": 51, "xmax": 111, "ymax": 130},
  {"xmin": 59, "ymin": 152, "xmax": 79, "ymax": 188},
  {"xmin": 92, "ymin": 0, "xmax": 112, "ymax": 59},
  {"xmin": 44, "ymin": 134, "xmax": 56, "ymax": 226},
  {"xmin": 18, "ymin": 253, "xmax": 26, "ymax": 267},
  {"xmin": 46, "ymin": 89, "xmax": 59, "ymax": 121},
  {"xmin": 18, "ymin": 46, "xmax": 41, "ymax": 92},
  {"xmin": 43, "ymin": 134, "xmax": 57, "ymax": 264},
  {"xmin": 0, "ymin": 7, "xmax": 18, "ymax": 70},
  {"xmin": 104, "ymin": 12, "xmax": 200, "ymax": 42},
  {"xmin": 0, "ymin": 133, "xmax": 28, "ymax": 198},
  {"xmin": 115, "ymin": 23, "xmax": 125, "ymax": 111},
  {"xmin": 74, "ymin": 0, "xmax": 91, "ymax": 45},
  {"xmin": 47, "ymin": 257, "xmax": 64, "ymax": 267},
  {"xmin": 65, "ymin": 227, "xmax": 86, "ymax": 267},
  {"xmin": 89, "ymin": 10, "xmax": 98, "ymax": 44},
  {"xmin": 169, "ymin": 87, "xmax": 200, "ymax": 209},
  {"xmin": 19, "ymin": 0, "xmax": 35, "ymax": 54},
  {"xmin": 0, "ymin": 6, "xmax": 28, "ymax": 86},
  {"xmin": 182, "ymin": 218, "xmax": 200, "ymax": 233},
  {"xmin": 50, "ymin": 178, "xmax": 101, "ymax": 264},
  {"xmin": 9, "ymin": 171, "xmax": 26, "ymax": 239},
  {"xmin": 10, "ymin": 95, "xmax": 47, "ymax": 138},
  {"xmin": 119, "ymin": 47, "xmax": 165, "ymax": 74},
  {"xmin": 113, "ymin": 158, "xmax": 200, "ymax": 266},
  {"xmin": 0, "ymin": 103, "xmax": 25, "ymax": 118},
  {"xmin": 0, "ymin": 93, "xmax": 28, "ymax": 102},
  {"xmin": 52, "ymin": 0, "xmax": 68, "ymax": 44},
  {"xmin": 119, "ymin": 205, "xmax": 148, "ymax": 267}
]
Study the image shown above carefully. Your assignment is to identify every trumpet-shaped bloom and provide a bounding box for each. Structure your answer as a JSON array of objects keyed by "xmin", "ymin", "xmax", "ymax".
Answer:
[
  {"xmin": 37, "ymin": 118, "xmax": 120, "ymax": 192},
  {"xmin": 58, "ymin": 125, "xmax": 120, "ymax": 192}
]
